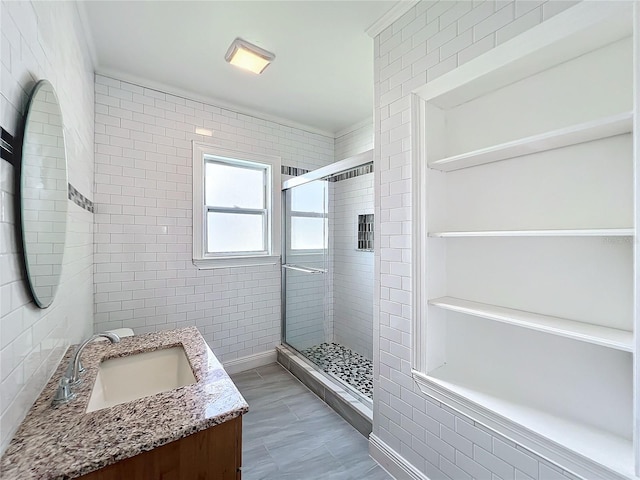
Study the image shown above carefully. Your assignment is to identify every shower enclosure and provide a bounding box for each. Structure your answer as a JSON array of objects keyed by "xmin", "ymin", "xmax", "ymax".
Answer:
[{"xmin": 281, "ymin": 151, "xmax": 374, "ymax": 405}]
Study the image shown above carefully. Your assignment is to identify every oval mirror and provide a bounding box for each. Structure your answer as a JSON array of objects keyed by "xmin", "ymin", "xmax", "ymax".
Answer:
[{"xmin": 19, "ymin": 80, "xmax": 68, "ymax": 308}]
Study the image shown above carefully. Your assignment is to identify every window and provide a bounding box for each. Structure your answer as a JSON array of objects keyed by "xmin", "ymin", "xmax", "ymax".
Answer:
[
  {"xmin": 287, "ymin": 180, "xmax": 328, "ymax": 252},
  {"xmin": 192, "ymin": 142, "xmax": 280, "ymax": 268}
]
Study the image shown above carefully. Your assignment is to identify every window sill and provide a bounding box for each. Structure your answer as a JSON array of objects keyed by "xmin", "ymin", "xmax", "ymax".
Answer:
[{"xmin": 193, "ymin": 255, "xmax": 280, "ymax": 270}]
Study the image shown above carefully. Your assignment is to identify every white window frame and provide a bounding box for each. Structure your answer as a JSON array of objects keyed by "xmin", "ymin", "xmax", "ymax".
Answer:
[{"xmin": 192, "ymin": 142, "xmax": 281, "ymax": 269}]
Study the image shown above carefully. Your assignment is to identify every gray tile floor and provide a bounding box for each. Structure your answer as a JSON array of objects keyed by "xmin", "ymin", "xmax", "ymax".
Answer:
[{"xmin": 231, "ymin": 363, "xmax": 391, "ymax": 480}]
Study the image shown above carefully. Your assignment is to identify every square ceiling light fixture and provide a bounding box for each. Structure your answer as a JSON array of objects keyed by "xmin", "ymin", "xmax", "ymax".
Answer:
[{"xmin": 225, "ymin": 38, "xmax": 275, "ymax": 75}]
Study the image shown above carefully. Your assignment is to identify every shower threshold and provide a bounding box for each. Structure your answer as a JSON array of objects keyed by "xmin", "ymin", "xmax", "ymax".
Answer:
[{"xmin": 277, "ymin": 344, "xmax": 372, "ymax": 436}]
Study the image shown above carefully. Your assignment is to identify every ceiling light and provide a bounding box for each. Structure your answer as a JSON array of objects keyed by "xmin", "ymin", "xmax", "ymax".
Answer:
[{"xmin": 225, "ymin": 38, "xmax": 275, "ymax": 75}]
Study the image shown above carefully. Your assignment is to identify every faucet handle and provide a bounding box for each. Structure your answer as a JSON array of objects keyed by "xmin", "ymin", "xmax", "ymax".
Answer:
[
  {"xmin": 52, "ymin": 377, "xmax": 76, "ymax": 406},
  {"xmin": 67, "ymin": 332, "xmax": 120, "ymax": 385}
]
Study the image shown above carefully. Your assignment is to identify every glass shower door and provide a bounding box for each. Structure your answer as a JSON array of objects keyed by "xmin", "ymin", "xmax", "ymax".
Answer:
[{"xmin": 282, "ymin": 179, "xmax": 329, "ymax": 353}]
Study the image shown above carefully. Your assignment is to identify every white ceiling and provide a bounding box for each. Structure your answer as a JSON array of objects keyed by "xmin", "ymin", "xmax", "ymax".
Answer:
[{"xmin": 80, "ymin": 1, "xmax": 397, "ymax": 136}]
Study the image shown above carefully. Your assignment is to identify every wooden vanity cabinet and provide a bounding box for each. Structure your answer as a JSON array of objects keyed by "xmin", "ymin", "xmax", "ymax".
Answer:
[{"xmin": 79, "ymin": 416, "xmax": 242, "ymax": 480}]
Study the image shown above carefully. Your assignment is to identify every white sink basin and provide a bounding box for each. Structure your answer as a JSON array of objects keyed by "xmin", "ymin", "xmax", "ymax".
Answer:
[{"xmin": 86, "ymin": 346, "xmax": 196, "ymax": 412}]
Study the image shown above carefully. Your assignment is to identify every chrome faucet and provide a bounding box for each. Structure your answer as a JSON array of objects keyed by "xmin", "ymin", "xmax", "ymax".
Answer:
[{"xmin": 52, "ymin": 332, "xmax": 120, "ymax": 405}]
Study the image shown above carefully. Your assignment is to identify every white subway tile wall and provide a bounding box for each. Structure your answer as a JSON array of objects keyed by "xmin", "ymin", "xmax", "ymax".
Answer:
[
  {"xmin": 328, "ymin": 121, "xmax": 374, "ymax": 359},
  {"xmin": 93, "ymin": 75, "xmax": 334, "ymax": 362},
  {"xmin": 0, "ymin": 0, "xmax": 95, "ymax": 455},
  {"xmin": 374, "ymin": 1, "xmax": 581, "ymax": 479},
  {"xmin": 331, "ymin": 173, "xmax": 374, "ymax": 360},
  {"xmin": 335, "ymin": 122, "xmax": 374, "ymax": 160}
]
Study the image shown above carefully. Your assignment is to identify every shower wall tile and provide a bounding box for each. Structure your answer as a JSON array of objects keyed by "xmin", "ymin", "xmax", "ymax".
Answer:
[
  {"xmin": 330, "ymin": 173, "xmax": 374, "ymax": 360},
  {"xmin": 0, "ymin": 0, "xmax": 95, "ymax": 455},
  {"xmin": 93, "ymin": 75, "xmax": 335, "ymax": 362},
  {"xmin": 373, "ymin": 1, "xmax": 582, "ymax": 479},
  {"xmin": 328, "ymin": 120, "xmax": 374, "ymax": 359}
]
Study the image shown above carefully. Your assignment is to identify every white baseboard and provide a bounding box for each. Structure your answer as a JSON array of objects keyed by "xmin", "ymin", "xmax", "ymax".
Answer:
[
  {"xmin": 223, "ymin": 349, "xmax": 277, "ymax": 375},
  {"xmin": 369, "ymin": 433, "xmax": 429, "ymax": 480}
]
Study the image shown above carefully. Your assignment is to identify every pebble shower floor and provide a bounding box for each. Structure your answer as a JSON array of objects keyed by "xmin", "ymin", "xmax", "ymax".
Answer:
[{"xmin": 300, "ymin": 343, "xmax": 373, "ymax": 399}]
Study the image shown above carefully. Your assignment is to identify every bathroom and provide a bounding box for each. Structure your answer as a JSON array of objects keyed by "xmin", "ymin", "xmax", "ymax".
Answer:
[{"xmin": 1, "ymin": 1, "xmax": 639, "ymax": 479}]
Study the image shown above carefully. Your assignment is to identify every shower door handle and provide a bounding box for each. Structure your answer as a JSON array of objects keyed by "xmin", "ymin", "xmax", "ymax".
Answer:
[{"xmin": 282, "ymin": 264, "xmax": 327, "ymax": 274}]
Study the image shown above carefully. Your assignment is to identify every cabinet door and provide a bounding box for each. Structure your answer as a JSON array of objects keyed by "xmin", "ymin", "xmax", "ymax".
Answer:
[{"xmin": 79, "ymin": 416, "xmax": 242, "ymax": 480}]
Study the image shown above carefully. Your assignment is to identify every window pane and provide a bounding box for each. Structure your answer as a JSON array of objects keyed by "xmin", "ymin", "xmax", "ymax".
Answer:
[
  {"xmin": 291, "ymin": 181, "xmax": 326, "ymax": 213},
  {"xmin": 205, "ymin": 161, "xmax": 265, "ymax": 208},
  {"xmin": 207, "ymin": 212, "xmax": 264, "ymax": 253},
  {"xmin": 291, "ymin": 216, "xmax": 326, "ymax": 250}
]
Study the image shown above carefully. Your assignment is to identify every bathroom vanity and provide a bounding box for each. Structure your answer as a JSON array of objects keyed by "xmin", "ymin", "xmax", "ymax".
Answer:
[{"xmin": 0, "ymin": 327, "xmax": 248, "ymax": 479}]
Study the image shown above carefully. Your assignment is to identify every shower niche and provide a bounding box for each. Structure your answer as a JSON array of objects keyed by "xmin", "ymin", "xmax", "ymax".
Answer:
[{"xmin": 357, "ymin": 214, "xmax": 374, "ymax": 251}]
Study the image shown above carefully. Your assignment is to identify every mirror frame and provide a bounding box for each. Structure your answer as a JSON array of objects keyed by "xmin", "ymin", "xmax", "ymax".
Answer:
[{"xmin": 18, "ymin": 79, "xmax": 69, "ymax": 309}]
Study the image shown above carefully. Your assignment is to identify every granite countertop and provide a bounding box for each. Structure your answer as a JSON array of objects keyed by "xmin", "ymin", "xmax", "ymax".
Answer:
[{"xmin": 0, "ymin": 326, "xmax": 249, "ymax": 479}]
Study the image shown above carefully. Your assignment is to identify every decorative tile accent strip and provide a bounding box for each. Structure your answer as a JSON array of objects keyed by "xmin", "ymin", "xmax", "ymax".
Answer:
[
  {"xmin": 301, "ymin": 342, "xmax": 373, "ymax": 399},
  {"xmin": 281, "ymin": 163, "xmax": 373, "ymax": 182},
  {"xmin": 1, "ymin": 127, "xmax": 14, "ymax": 164},
  {"xmin": 329, "ymin": 162, "xmax": 373, "ymax": 182},
  {"xmin": 281, "ymin": 165, "xmax": 310, "ymax": 176},
  {"xmin": 68, "ymin": 183, "xmax": 94, "ymax": 213}
]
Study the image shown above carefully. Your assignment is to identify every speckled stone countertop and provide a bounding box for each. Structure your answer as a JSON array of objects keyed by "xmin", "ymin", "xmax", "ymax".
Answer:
[{"xmin": 0, "ymin": 326, "xmax": 248, "ymax": 479}]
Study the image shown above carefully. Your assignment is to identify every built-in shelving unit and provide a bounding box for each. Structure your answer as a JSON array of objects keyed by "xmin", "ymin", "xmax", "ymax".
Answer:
[{"xmin": 411, "ymin": 2, "xmax": 638, "ymax": 479}]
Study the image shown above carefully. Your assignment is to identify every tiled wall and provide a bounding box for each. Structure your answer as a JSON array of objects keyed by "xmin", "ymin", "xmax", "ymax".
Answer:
[
  {"xmin": 0, "ymin": 1, "xmax": 95, "ymax": 454},
  {"xmin": 373, "ymin": 1, "xmax": 581, "ymax": 478},
  {"xmin": 335, "ymin": 122, "xmax": 374, "ymax": 160},
  {"xmin": 329, "ymin": 122, "xmax": 375, "ymax": 359},
  {"xmin": 93, "ymin": 75, "xmax": 334, "ymax": 362},
  {"xmin": 331, "ymin": 173, "xmax": 374, "ymax": 360}
]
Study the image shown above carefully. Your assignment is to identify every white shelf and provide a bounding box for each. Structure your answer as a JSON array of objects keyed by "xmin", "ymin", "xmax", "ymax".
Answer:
[
  {"xmin": 429, "ymin": 112, "xmax": 633, "ymax": 172},
  {"xmin": 429, "ymin": 228, "xmax": 634, "ymax": 238},
  {"xmin": 417, "ymin": 368, "xmax": 634, "ymax": 478},
  {"xmin": 429, "ymin": 297, "xmax": 634, "ymax": 352}
]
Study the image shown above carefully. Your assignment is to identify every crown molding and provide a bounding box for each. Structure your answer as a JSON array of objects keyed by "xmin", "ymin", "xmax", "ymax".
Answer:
[
  {"xmin": 94, "ymin": 68, "xmax": 336, "ymax": 139},
  {"xmin": 76, "ymin": 2, "xmax": 98, "ymax": 69},
  {"xmin": 334, "ymin": 116, "xmax": 374, "ymax": 139},
  {"xmin": 366, "ymin": 0, "xmax": 420, "ymax": 38}
]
